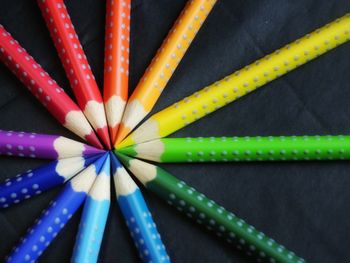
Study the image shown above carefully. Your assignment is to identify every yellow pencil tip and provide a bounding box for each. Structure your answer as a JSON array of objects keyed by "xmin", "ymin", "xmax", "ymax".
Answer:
[{"xmin": 115, "ymin": 134, "xmax": 134, "ymax": 149}]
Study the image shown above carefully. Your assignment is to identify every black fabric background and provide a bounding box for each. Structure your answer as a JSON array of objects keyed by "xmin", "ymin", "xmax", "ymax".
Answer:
[{"xmin": 1, "ymin": 0, "xmax": 350, "ymax": 262}]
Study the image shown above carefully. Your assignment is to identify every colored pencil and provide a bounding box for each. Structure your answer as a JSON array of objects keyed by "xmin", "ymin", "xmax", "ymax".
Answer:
[
  {"xmin": 117, "ymin": 13, "xmax": 350, "ymax": 149},
  {"xmin": 0, "ymin": 129, "xmax": 104, "ymax": 160},
  {"xmin": 71, "ymin": 154, "xmax": 111, "ymax": 263},
  {"xmin": 103, "ymin": 0, "xmax": 131, "ymax": 144},
  {"xmin": 0, "ymin": 155, "xmax": 101, "ymax": 209},
  {"xmin": 118, "ymin": 135, "xmax": 350, "ymax": 163},
  {"xmin": 118, "ymin": 154, "xmax": 305, "ymax": 263},
  {"xmin": 37, "ymin": 0, "xmax": 111, "ymax": 149},
  {"xmin": 0, "ymin": 24, "xmax": 102, "ymax": 149},
  {"xmin": 115, "ymin": 0, "xmax": 217, "ymax": 145},
  {"xmin": 5, "ymin": 154, "xmax": 107, "ymax": 263},
  {"xmin": 111, "ymin": 153, "xmax": 170, "ymax": 263}
]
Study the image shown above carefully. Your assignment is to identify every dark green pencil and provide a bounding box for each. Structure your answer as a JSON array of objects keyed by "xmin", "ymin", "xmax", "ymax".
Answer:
[{"xmin": 117, "ymin": 153, "xmax": 306, "ymax": 263}]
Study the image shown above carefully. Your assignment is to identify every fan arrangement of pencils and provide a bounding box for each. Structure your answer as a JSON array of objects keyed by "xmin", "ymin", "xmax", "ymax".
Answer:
[{"xmin": 0, "ymin": 0, "xmax": 349, "ymax": 262}]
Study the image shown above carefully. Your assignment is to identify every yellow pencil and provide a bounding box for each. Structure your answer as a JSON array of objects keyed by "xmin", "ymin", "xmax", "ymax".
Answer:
[
  {"xmin": 115, "ymin": 0, "xmax": 217, "ymax": 145},
  {"xmin": 117, "ymin": 13, "xmax": 350, "ymax": 149}
]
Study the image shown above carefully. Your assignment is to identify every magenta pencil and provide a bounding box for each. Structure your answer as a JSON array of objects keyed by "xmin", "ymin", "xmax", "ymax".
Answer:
[{"xmin": 0, "ymin": 130, "xmax": 104, "ymax": 159}]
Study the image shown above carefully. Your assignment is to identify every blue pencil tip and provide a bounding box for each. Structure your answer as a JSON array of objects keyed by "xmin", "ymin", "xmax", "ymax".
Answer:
[
  {"xmin": 99, "ymin": 154, "xmax": 111, "ymax": 176},
  {"xmin": 110, "ymin": 151, "xmax": 122, "ymax": 173},
  {"xmin": 93, "ymin": 153, "xmax": 109, "ymax": 173}
]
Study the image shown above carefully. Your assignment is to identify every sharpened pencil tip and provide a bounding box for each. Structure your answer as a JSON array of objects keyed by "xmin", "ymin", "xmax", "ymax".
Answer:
[
  {"xmin": 114, "ymin": 152, "xmax": 132, "ymax": 167},
  {"xmin": 115, "ymin": 145, "xmax": 136, "ymax": 157},
  {"xmin": 85, "ymin": 132, "xmax": 104, "ymax": 149},
  {"xmin": 114, "ymin": 124, "xmax": 131, "ymax": 146},
  {"xmin": 115, "ymin": 134, "xmax": 134, "ymax": 149},
  {"xmin": 96, "ymin": 126, "xmax": 112, "ymax": 150}
]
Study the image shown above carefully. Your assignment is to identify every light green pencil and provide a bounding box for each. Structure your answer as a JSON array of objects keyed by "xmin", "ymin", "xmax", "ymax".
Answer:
[
  {"xmin": 117, "ymin": 135, "xmax": 350, "ymax": 163},
  {"xmin": 117, "ymin": 153, "xmax": 306, "ymax": 263}
]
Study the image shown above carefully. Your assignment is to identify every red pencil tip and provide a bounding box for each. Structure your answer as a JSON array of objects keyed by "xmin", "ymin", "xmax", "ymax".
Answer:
[
  {"xmin": 85, "ymin": 132, "xmax": 104, "ymax": 149},
  {"xmin": 96, "ymin": 126, "xmax": 112, "ymax": 150}
]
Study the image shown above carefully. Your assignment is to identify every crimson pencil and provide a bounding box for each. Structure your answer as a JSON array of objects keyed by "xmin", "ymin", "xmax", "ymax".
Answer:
[
  {"xmin": 38, "ymin": 0, "xmax": 111, "ymax": 149},
  {"xmin": 0, "ymin": 24, "xmax": 102, "ymax": 149}
]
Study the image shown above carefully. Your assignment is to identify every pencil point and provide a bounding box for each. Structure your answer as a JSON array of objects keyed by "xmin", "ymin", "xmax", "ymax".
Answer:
[
  {"xmin": 114, "ymin": 124, "xmax": 131, "ymax": 146},
  {"xmin": 84, "ymin": 144, "xmax": 105, "ymax": 156},
  {"xmin": 116, "ymin": 145, "xmax": 136, "ymax": 157},
  {"xmin": 109, "ymin": 124, "xmax": 119, "ymax": 147},
  {"xmin": 96, "ymin": 126, "xmax": 112, "ymax": 150},
  {"xmin": 115, "ymin": 135, "xmax": 134, "ymax": 149},
  {"xmin": 115, "ymin": 152, "xmax": 132, "ymax": 166},
  {"xmin": 85, "ymin": 132, "xmax": 104, "ymax": 149}
]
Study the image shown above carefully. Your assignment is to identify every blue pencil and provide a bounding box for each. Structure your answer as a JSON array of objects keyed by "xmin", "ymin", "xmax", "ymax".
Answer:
[
  {"xmin": 71, "ymin": 154, "xmax": 111, "ymax": 263},
  {"xmin": 0, "ymin": 154, "xmax": 102, "ymax": 209},
  {"xmin": 5, "ymin": 154, "xmax": 108, "ymax": 263},
  {"xmin": 111, "ymin": 153, "xmax": 170, "ymax": 263}
]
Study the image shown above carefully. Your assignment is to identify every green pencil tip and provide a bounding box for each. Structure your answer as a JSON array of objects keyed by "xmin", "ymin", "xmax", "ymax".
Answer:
[
  {"xmin": 115, "ymin": 145, "xmax": 137, "ymax": 157},
  {"xmin": 115, "ymin": 152, "xmax": 133, "ymax": 166}
]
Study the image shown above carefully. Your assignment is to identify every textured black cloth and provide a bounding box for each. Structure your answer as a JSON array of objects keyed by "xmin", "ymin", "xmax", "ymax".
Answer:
[{"xmin": 1, "ymin": 0, "xmax": 350, "ymax": 262}]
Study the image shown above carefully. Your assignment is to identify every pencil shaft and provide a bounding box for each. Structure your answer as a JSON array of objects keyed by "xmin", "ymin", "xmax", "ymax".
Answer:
[
  {"xmin": 116, "ymin": 0, "xmax": 217, "ymax": 144},
  {"xmin": 4, "ymin": 158, "xmax": 102, "ymax": 263},
  {"xmin": 117, "ymin": 189, "xmax": 170, "ymax": 263},
  {"xmin": 0, "ymin": 25, "xmax": 102, "ymax": 148},
  {"xmin": 118, "ymin": 13, "xmax": 350, "ymax": 148},
  {"xmin": 0, "ymin": 130, "xmax": 103, "ymax": 159},
  {"xmin": 72, "ymin": 155, "xmax": 111, "ymax": 263},
  {"xmin": 103, "ymin": 0, "xmax": 130, "ymax": 143},
  {"xmin": 38, "ymin": 0, "xmax": 110, "ymax": 149},
  {"xmin": 119, "ymin": 155, "xmax": 305, "ymax": 263},
  {"xmin": 0, "ymin": 155, "xmax": 99, "ymax": 208},
  {"xmin": 111, "ymin": 154, "xmax": 169, "ymax": 262},
  {"xmin": 119, "ymin": 135, "xmax": 350, "ymax": 163}
]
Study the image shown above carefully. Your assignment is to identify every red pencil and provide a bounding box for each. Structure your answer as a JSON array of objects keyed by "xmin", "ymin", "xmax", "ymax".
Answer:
[
  {"xmin": 37, "ymin": 0, "xmax": 111, "ymax": 149},
  {"xmin": 103, "ymin": 0, "xmax": 131, "ymax": 145},
  {"xmin": 0, "ymin": 24, "xmax": 103, "ymax": 149}
]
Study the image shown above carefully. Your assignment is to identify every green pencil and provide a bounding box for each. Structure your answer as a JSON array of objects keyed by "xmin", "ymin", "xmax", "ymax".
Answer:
[
  {"xmin": 117, "ymin": 153, "xmax": 306, "ymax": 263},
  {"xmin": 117, "ymin": 135, "xmax": 350, "ymax": 163}
]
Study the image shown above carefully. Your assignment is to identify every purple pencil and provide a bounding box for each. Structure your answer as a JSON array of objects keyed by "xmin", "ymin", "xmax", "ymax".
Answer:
[{"xmin": 0, "ymin": 130, "xmax": 104, "ymax": 159}]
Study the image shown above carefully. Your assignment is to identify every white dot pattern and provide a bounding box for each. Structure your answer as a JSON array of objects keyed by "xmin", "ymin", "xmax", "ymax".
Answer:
[
  {"xmin": 118, "ymin": 189, "xmax": 170, "ymax": 262},
  {"xmin": 6, "ymin": 182, "xmax": 87, "ymax": 263},
  {"xmin": 0, "ymin": 159, "xmax": 71, "ymax": 208},
  {"xmin": 164, "ymin": 135, "xmax": 350, "ymax": 162},
  {"xmin": 147, "ymin": 13, "xmax": 350, "ymax": 139},
  {"xmin": 37, "ymin": 0, "xmax": 105, "ymax": 115},
  {"xmin": 147, "ymin": 170, "xmax": 305, "ymax": 263},
  {"xmin": 0, "ymin": 25, "xmax": 82, "ymax": 125}
]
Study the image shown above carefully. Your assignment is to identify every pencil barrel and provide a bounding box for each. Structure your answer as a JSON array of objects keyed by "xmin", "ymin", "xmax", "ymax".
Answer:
[
  {"xmin": 137, "ymin": 136, "xmax": 350, "ymax": 163},
  {"xmin": 117, "ymin": 189, "xmax": 170, "ymax": 263},
  {"xmin": 5, "ymin": 185, "xmax": 86, "ymax": 263},
  {"xmin": 119, "ymin": 13, "xmax": 350, "ymax": 148},
  {"xmin": 146, "ymin": 167, "xmax": 305, "ymax": 263}
]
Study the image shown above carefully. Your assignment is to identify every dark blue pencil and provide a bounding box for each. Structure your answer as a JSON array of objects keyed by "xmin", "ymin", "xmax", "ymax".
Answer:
[{"xmin": 5, "ymin": 154, "xmax": 108, "ymax": 263}]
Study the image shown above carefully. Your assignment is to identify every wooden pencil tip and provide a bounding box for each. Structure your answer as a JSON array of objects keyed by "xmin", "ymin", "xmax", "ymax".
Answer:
[
  {"xmin": 96, "ymin": 126, "xmax": 112, "ymax": 150},
  {"xmin": 114, "ymin": 152, "xmax": 132, "ymax": 167},
  {"xmin": 116, "ymin": 145, "xmax": 136, "ymax": 157},
  {"xmin": 114, "ymin": 124, "xmax": 131, "ymax": 146},
  {"xmin": 85, "ymin": 132, "xmax": 104, "ymax": 149}
]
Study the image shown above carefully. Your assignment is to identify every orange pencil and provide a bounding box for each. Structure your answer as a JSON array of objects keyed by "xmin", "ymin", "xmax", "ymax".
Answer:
[
  {"xmin": 103, "ymin": 0, "xmax": 131, "ymax": 145},
  {"xmin": 115, "ymin": 0, "xmax": 217, "ymax": 145}
]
